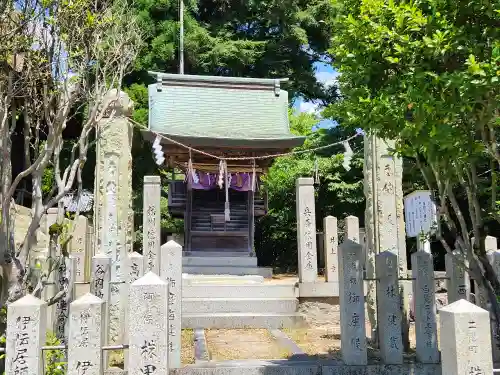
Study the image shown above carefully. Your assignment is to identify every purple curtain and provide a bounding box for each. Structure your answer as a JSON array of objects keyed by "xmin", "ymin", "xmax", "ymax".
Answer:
[{"xmin": 186, "ymin": 171, "xmax": 258, "ymax": 191}]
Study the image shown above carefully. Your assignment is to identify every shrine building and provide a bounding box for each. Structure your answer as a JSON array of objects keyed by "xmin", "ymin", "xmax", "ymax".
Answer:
[{"xmin": 143, "ymin": 73, "xmax": 305, "ymax": 274}]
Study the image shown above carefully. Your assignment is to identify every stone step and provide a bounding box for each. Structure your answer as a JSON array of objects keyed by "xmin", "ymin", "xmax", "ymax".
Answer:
[
  {"xmin": 184, "ymin": 251, "xmax": 250, "ymax": 257},
  {"xmin": 183, "ymin": 256, "xmax": 258, "ymax": 267},
  {"xmin": 182, "ymin": 312, "xmax": 304, "ymax": 329},
  {"xmin": 183, "ymin": 274, "xmax": 264, "ymax": 285},
  {"xmin": 183, "ymin": 266, "xmax": 273, "ymax": 278},
  {"xmin": 183, "ymin": 284, "xmax": 298, "ymax": 299},
  {"xmin": 182, "ymin": 297, "xmax": 298, "ymax": 314}
]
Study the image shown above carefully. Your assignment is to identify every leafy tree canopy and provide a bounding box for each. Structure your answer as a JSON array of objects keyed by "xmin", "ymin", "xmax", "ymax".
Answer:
[{"xmin": 126, "ymin": 0, "xmax": 338, "ymax": 104}]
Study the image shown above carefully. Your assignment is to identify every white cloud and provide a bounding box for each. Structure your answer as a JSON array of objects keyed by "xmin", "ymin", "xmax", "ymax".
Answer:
[
  {"xmin": 298, "ymin": 100, "xmax": 322, "ymax": 116},
  {"xmin": 316, "ymin": 70, "xmax": 340, "ymax": 88}
]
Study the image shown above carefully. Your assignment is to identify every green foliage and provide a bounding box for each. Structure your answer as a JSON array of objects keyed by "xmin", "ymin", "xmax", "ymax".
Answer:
[
  {"xmin": 324, "ymin": 0, "xmax": 500, "ymax": 250},
  {"xmin": 256, "ymin": 112, "xmax": 364, "ymax": 270},
  {"xmin": 44, "ymin": 333, "xmax": 66, "ymax": 375}
]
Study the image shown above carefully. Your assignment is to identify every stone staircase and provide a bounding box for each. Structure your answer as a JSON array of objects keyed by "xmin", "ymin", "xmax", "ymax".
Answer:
[
  {"xmin": 182, "ymin": 253, "xmax": 272, "ymax": 278},
  {"xmin": 182, "ymin": 278, "xmax": 303, "ymax": 329}
]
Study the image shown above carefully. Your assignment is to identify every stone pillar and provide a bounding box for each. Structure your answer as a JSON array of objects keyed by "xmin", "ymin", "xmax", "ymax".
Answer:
[
  {"xmin": 124, "ymin": 252, "xmax": 145, "ymax": 368},
  {"xmin": 445, "ymin": 250, "xmax": 470, "ymax": 303},
  {"xmin": 296, "ymin": 177, "xmax": 317, "ymax": 283},
  {"xmin": 6, "ymin": 295, "xmax": 47, "ymax": 375},
  {"xmin": 90, "ymin": 253, "xmax": 111, "ymax": 365},
  {"xmin": 143, "ymin": 176, "xmax": 161, "ymax": 274},
  {"xmin": 70, "ymin": 215, "xmax": 88, "ymax": 283},
  {"xmin": 471, "ymin": 236, "xmax": 496, "ymax": 308},
  {"xmin": 376, "ymin": 251, "xmax": 403, "ymax": 364},
  {"xmin": 160, "ymin": 241, "xmax": 183, "ymax": 369},
  {"xmin": 128, "ymin": 272, "xmax": 169, "ymax": 374},
  {"xmin": 338, "ymin": 221, "xmax": 367, "ymax": 365},
  {"xmin": 93, "ymin": 90, "xmax": 134, "ymax": 344},
  {"xmin": 67, "ymin": 294, "xmax": 106, "ymax": 375},
  {"xmin": 440, "ymin": 300, "xmax": 492, "ymax": 375},
  {"xmin": 411, "ymin": 251, "xmax": 439, "ymax": 363},
  {"xmin": 488, "ymin": 248, "xmax": 500, "ymax": 362},
  {"xmin": 323, "ymin": 216, "xmax": 338, "ymax": 282},
  {"xmin": 54, "ymin": 256, "xmax": 76, "ymax": 346},
  {"xmin": 364, "ymin": 134, "xmax": 408, "ymax": 348}
]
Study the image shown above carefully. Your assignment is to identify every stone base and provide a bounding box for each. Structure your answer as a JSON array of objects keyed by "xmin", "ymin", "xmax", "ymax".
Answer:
[
  {"xmin": 183, "ymin": 284, "xmax": 298, "ymax": 299},
  {"xmin": 183, "ymin": 298, "xmax": 298, "ymax": 314},
  {"xmin": 171, "ymin": 360, "xmax": 441, "ymax": 375},
  {"xmin": 183, "ymin": 266, "xmax": 273, "ymax": 278},
  {"xmin": 182, "ymin": 313, "xmax": 304, "ymax": 329}
]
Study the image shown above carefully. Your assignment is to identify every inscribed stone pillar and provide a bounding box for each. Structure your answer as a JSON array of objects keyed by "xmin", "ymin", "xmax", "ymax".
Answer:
[
  {"xmin": 70, "ymin": 215, "xmax": 87, "ymax": 282},
  {"xmin": 440, "ymin": 300, "xmax": 492, "ymax": 375},
  {"xmin": 160, "ymin": 241, "xmax": 183, "ymax": 369},
  {"xmin": 68, "ymin": 294, "xmax": 106, "ymax": 375},
  {"xmin": 323, "ymin": 216, "xmax": 338, "ymax": 282},
  {"xmin": 488, "ymin": 248, "xmax": 500, "ymax": 362},
  {"xmin": 376, "ymin": 251, "xmax": 403, "ymax": 364},
  {"xmin": 91, "ymin": 254, "xmax": 111, "ymax": 304},
  {"xmin": 54, "ymin": 256, "xmax": 76, "ymax": 346},
  {"xmin": 128, "ymin": 272, "xmax": 169, "ymax": 374},
  {"xmin": 471, "ymin": 236, "xmax": 496, "ymax": 308},
  {"xmin": 364, "ymin": 133, "xmax": 408, "ymax": 347},
  {"xmin": 445, "ymin": 250, "xmax": 470, "ymax": 303},
  {"xmin": 411, "ymin": 251, "xmax": 439, "ymax": 363},
  {"xmin": 124, "ymin": 252, "xmax": 145, "ymax": 369},
  {"xmin": 296, "ymin": 177, "xmax": 317, "ymax": 283},
  {"xmin": 338, "ymin": 233, "xmax": 367, "ymax": 365},
  {"xmin": 93, "ymin": 90, "xmax": 134, "ymax": 344},
  {"xmin": 143, "ymin": 176, "xmax": 161, "ymax": 274},
  {"xmin": 6, "ymin": 295, "xmax": 47, "ymax": 375}
]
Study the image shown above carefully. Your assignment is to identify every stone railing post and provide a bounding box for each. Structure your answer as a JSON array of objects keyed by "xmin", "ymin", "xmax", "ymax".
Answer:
[
  {"xmin": 160, "ymin": 241, "xmax": 183, "ymax": 369},
  {"xmin": 6, "ymin": 295, "xmax": 47, "ymax": 375},
  {"xmin": 338, "ymin": 216, "xmax": 367, "ymax": 365},
  {"xmin": 143, "ymin": 176, "xmax": 161, "ymax": 274},
  {"xmin": 411, "ymin": 250, "xmax": 439, "ymax": 363},
  {"xmin": 128, "ymin": 272, "xmax": 169, "ymax": 373},
  {"xmin": 440, "ymin": 300, "xmax": 492, "ymax": 375},
  {"xmin": 445, "ymin": 249, "xmax": 470, "ymax": 304},
  {"xmin": 323, "ymin": 216, "xmax": 338, "ymax": 282},
  {"xmin": 296, "ymin": 177, "xmax": 317, "ymax": 283},
  {"xmin": 376, "ymin": 251, "xmax": 403, "ymax": 364},
  {"xmin": 67, "ymin": 294, "xmax": 106, "ymax": 375}
]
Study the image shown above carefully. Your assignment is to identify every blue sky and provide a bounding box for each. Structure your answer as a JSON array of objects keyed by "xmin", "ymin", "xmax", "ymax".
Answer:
[{"xmin": 293, "ymin": 62, "xmax": 339, "ymax": 128}]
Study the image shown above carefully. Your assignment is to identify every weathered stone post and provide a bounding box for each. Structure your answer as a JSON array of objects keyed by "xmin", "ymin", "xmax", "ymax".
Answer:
[
  {"xmin": 143, "ymin": 176, "xmax": 162, "ymax": 274},
  {"xmin": 128, "ymin": 272, "xmax": 169, "ymax": 374},
  {"xmin": 93, "ymin": 89, "xmax": 134, "ymax": 344},
  {"xmin": 160, "ymin": 241, "xmax": 183, "ymax": 369},
  {"xmin": 471, "ymin": 235, "xmax": 496, "ymax": 308},
  {"xmin": 364, "ymin": 134, "xmax": 408, "ymax": 347},
  {"xmin": 488, "ymin": 247, "xmax": 500, "ymax": 362},
  {"xmin": 445, "ymin": 249, "xmax": 470, "ymax": 304},
  {"xmin": 70, "ymin": 215, "xmax": 88, "ymax": 283},
  {"xmin": 376, "ymin": 251, "xmax": 403, "ymax": 364},
  {"xmin": 440, "ymin": 300, "xmax": 492, "ymax": 375},
  {"xmin": 411, "ymin": 250, "xmax": 439, "ymax": 363},
  {"xmin": 296, "ymin": 177, "xmax": 317, "ymax": 283},
  {"xmin": 323, "ymin": 216, "xmax": 338, "ymax": 282},
  {"xmin": 338, "ymin": 217, "xmax": 367, "ymax": 365},
  {"xmin": 124, "ymin": 252, "xmax": 145, "ymax": 368},
  {"xmin": 54, "ymin": 256, "xmax": 77, "ymax": 346},
  {"xmin": 6, "ymin": 295, "xmax": 47, "ymax": 375},
  {"xmin": 90, "ymin": 253, "xmax": 111, "ymax": 366},
  {"xmin": 67, "ymin": 294, "xmax": 106, "ymax": 375}
]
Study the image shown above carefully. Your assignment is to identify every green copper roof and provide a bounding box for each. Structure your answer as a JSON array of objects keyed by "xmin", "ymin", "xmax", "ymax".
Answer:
[{"xmin": 147, "ymin": 72, "xmax": 305, "ymax": 148}]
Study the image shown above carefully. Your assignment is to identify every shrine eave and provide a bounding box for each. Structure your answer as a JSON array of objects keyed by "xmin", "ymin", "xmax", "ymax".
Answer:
[{"xmin": 140, "ymin": 128, "xmax": 306, "ymax": 150}]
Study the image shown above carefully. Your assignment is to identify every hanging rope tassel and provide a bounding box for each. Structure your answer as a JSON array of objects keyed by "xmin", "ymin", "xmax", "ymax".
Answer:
[
  {"xmin": 187, "ymin": 149, "xmax": 194, "ymax": 188},
  {"xmin": 251, "ymin": 159, "xmax": 256, "ymax": 192},
  {"xmin": 224, "ymin": 160, "xmax": 231, "ymax": 222},
  {"xmin": 217, "ymin": 160, "xmax": 224, "ymax": 189},
  {"xmin": 314, "ymin": 158, "xmax": 320, "ymax": 185}
]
